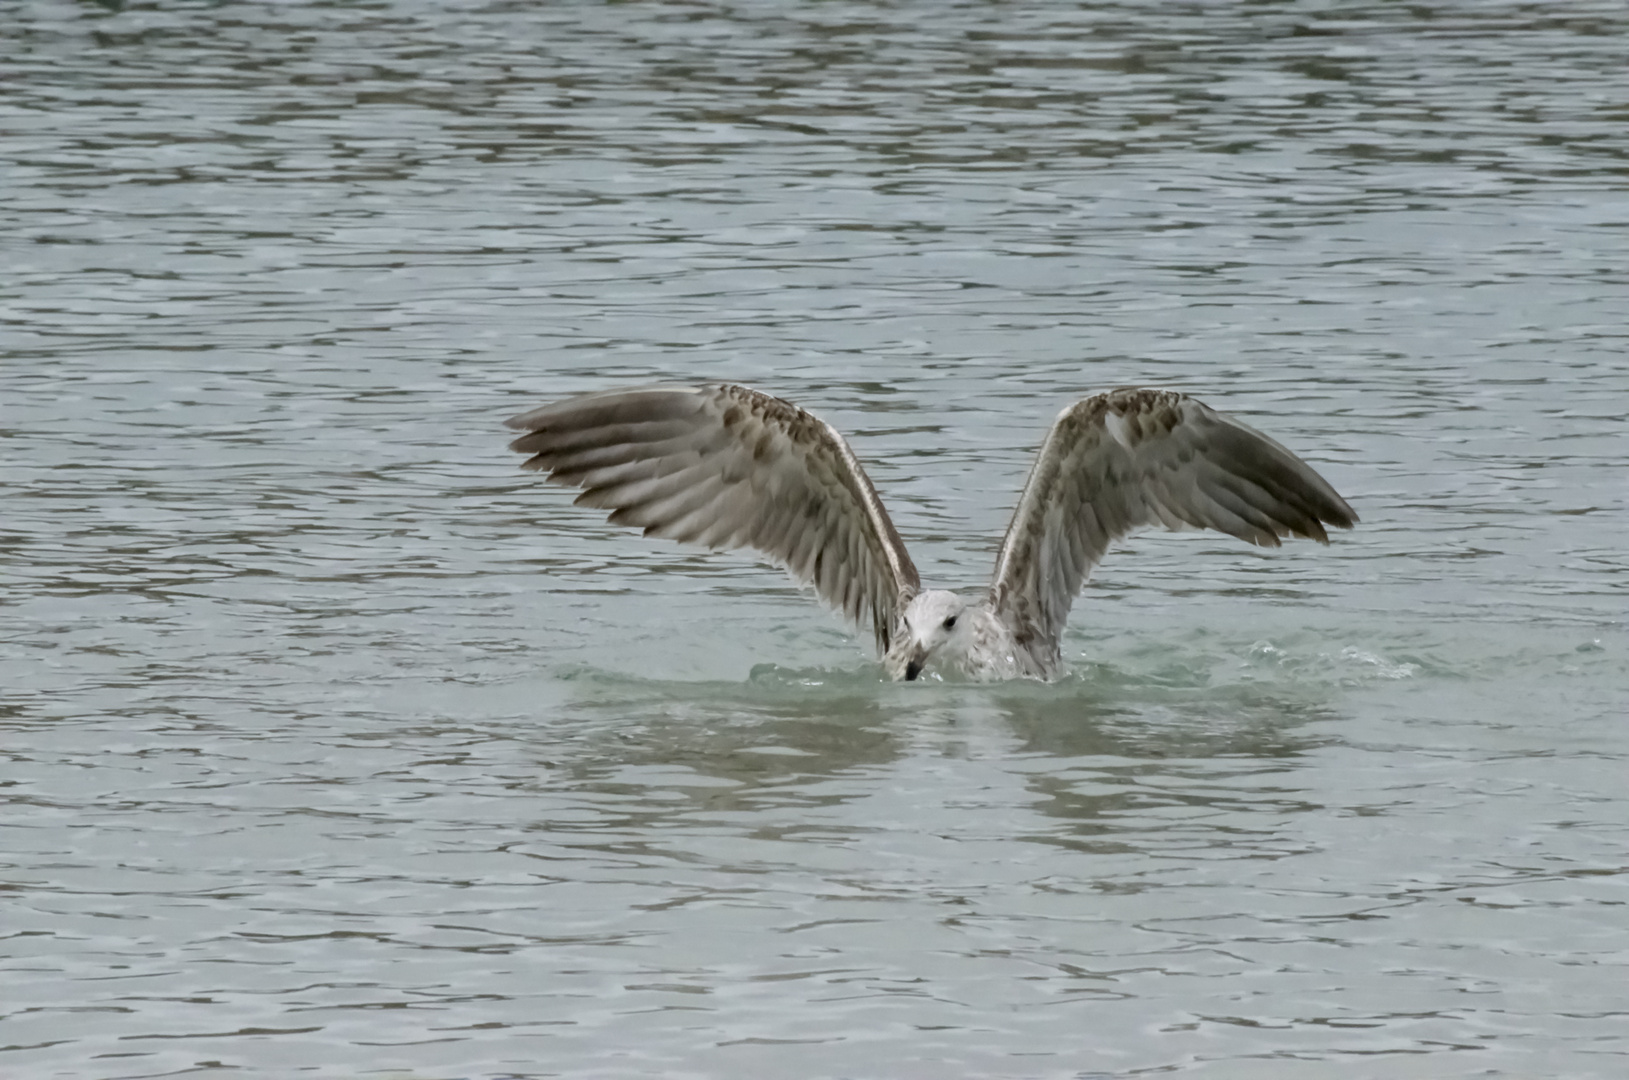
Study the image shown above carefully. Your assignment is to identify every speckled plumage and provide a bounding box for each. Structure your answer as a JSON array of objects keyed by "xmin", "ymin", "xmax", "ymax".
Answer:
[{"xmin": 506, "ymin": 384, "xmax": 1357, "ymax": 681}]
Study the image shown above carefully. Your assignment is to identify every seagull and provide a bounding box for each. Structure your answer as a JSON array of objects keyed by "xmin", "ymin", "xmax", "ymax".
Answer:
[{"xmin": 505, "ymin": 384, "xmax": 1356, "ymax": 681}]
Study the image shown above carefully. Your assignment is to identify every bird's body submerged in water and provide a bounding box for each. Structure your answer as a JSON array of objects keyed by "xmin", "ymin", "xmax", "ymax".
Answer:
[{"xmin": 505, "ymin": 384, "xmax": 1357, "ymax": 681}]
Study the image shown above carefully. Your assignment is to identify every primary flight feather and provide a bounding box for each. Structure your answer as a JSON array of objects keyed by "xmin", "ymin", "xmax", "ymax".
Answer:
[{"xmin": 505, "ymin": 384, "xmax": 1356, "ymax": 681}]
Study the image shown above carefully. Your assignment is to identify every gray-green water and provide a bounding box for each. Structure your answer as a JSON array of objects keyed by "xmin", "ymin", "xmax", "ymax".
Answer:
[{"xmin": 4, "ymin": 2, "xmax": 1626, "ymax": 1077}]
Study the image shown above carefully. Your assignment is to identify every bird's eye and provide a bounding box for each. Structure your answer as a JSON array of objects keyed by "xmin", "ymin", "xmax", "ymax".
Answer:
[{"xmin": 943, "ymin": 616, "xmax": 957, "ymax": 630}]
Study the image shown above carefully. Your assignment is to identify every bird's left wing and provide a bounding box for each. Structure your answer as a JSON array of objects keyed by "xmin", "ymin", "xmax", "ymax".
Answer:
[
  {"xmin": 987, "ymin": 389, "xmax": 1357, "ymax": 670},
  {"xmin": 506, "ymin": 384, "xmax": 920, "ymax": 654}
]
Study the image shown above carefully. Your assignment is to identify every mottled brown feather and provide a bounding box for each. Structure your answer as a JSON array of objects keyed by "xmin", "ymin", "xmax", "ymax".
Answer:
[
  {"xmin": 506, "ymin": 384, "xmax": 920, "ymax": 653},
  {"xmin": 988, "ymin": 389, "xmax": 1356, "ymax": 674}
]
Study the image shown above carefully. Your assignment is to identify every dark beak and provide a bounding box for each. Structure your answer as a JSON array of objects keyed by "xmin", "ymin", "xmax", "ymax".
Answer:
[{"xmin": 905, "ymin": 660, "xmax": 922, "ymax": 681}]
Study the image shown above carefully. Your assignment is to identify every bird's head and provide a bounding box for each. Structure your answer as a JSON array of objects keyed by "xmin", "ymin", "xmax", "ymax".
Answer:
[{"xmin": 888, "ymin": 590, "xmax": 970, "ymax": 681}]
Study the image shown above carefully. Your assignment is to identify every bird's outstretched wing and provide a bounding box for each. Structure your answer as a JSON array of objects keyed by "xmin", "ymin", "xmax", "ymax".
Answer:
[
  {"xmin": 506, "ymin": 384, "xmax": 920, "ymax": 653},
  {"xmin": 987, "ymin": 388, "xmax": 1357, "ymax": 670}
]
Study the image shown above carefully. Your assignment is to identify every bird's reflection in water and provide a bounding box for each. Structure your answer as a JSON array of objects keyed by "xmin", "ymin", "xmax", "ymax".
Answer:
[
  {"xmin": 531, "ymin": 663, "xmax": 1337, "ymax": 832},
  {"xmin": 524, "ymin": 666, "xmax": 909, "ymax": 819},
  {"xmin": 991, "ymin": 681, "xmax": 1338, "ymax": 858},
  {"xmin": 995, "ymin": 680, "xmax": 1334, "ymax": 761}
]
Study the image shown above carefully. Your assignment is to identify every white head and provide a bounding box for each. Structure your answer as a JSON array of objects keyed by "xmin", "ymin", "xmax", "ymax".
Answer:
[{"xmin": 890, "ymin": 590, "xmax": 970, "ymax": 681}]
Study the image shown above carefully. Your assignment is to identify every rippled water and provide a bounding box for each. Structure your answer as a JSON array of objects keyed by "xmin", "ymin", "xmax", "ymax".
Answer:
[{"xmin": 5, "ymin": 2, "xmax": 1627, "ymax": 1077}]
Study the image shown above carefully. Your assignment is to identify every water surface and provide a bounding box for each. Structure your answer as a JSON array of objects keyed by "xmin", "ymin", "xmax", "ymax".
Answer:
[{"xmin": 4, "ymin": 2, "xmax": 1627, "ymax": 1077}]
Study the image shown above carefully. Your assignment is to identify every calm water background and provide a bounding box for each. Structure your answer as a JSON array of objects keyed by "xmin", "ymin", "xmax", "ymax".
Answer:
[{"xmin": 4, "ymin": 2, "xmax": 1627, "ymax": 1077}]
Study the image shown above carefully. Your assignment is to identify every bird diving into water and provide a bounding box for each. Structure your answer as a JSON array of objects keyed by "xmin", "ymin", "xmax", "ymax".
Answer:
[{"xmin": 505, "ymin": 384, "xmax": 1356, "ymax": 681}]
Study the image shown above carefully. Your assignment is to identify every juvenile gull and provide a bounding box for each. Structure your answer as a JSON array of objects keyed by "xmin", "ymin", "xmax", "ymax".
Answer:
[{"xmin": 506, "ymin": 385, "xmax": 1357, "ymax": 681}]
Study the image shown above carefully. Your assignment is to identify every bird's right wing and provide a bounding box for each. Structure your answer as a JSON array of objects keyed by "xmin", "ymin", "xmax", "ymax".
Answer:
[
  {"xmin": 988, "ymin": 389, "xmax": 1357, "ymax": 667},
  {"xmin": 506, "ymin": 384, "xmax": 920, "ymax": 654}
]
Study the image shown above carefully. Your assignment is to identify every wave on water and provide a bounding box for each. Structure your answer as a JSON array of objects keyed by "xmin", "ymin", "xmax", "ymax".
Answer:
[
  {"xmin": 1244, "ymin": 640, "xmax": 1421, "ymax": 684},
  {"xmin": 548, "ymin": 630, "xmax": 1426, "ymax": 701}
]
